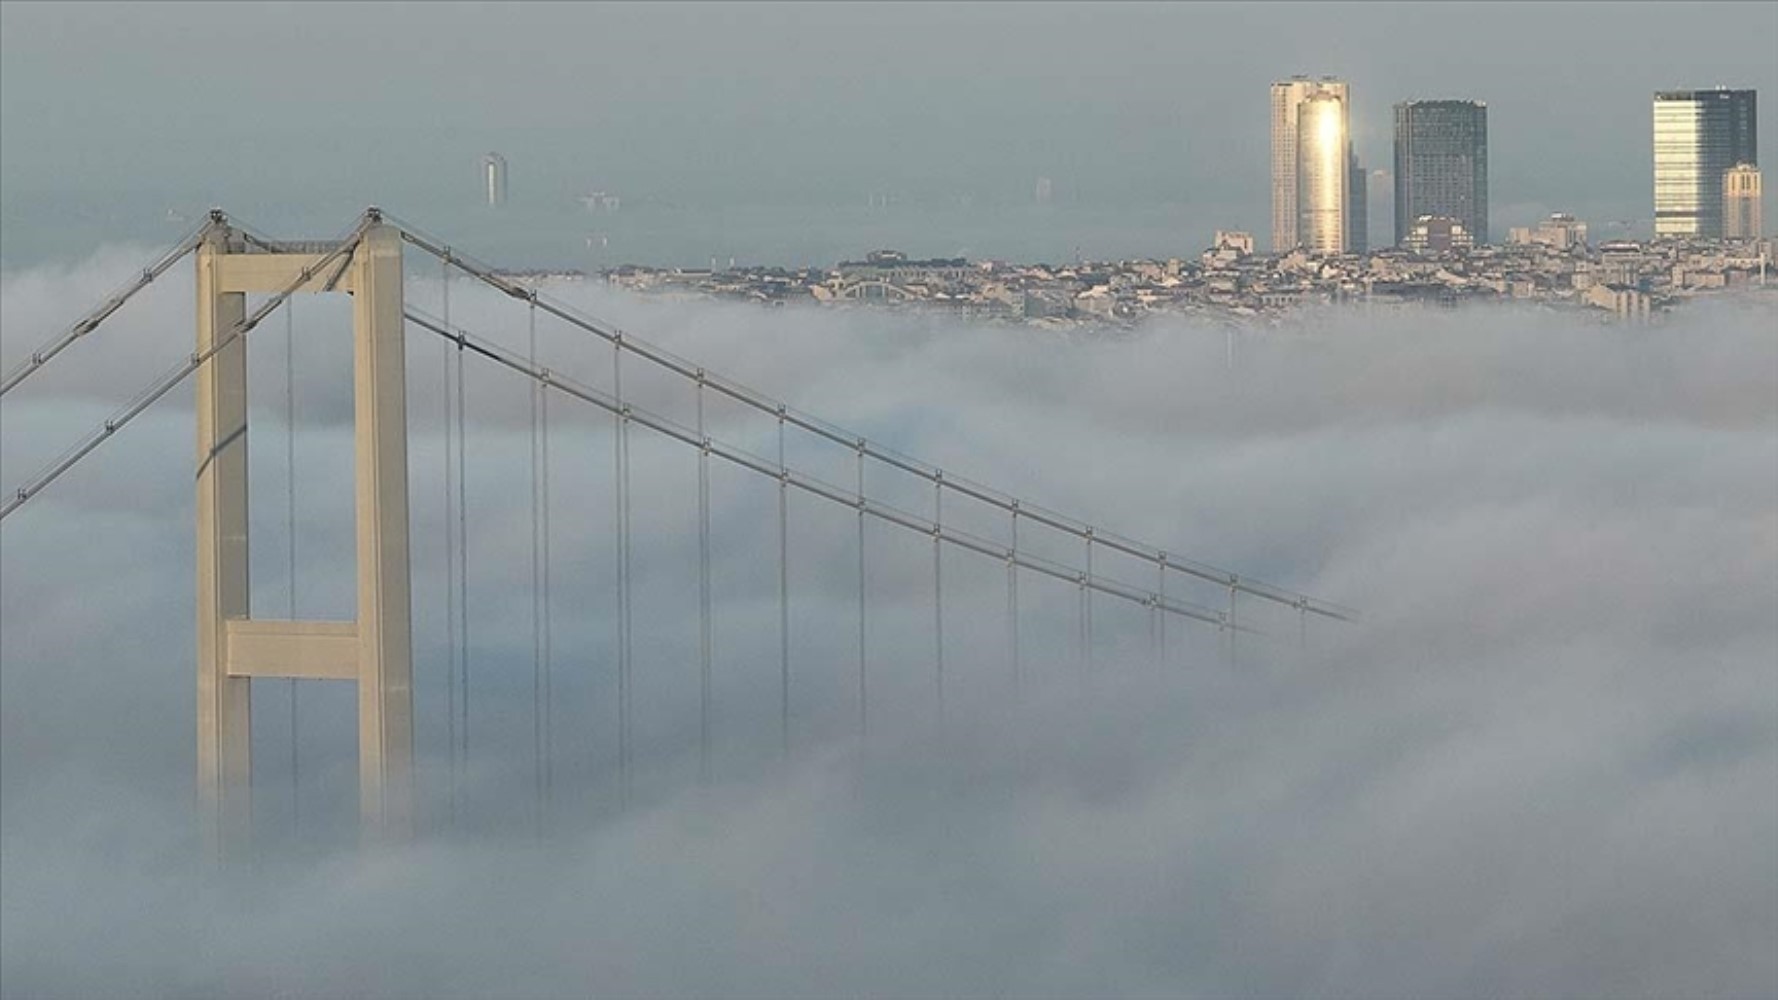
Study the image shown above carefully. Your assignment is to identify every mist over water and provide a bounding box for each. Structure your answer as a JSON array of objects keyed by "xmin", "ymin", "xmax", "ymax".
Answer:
[{"xmin": 1, "ymin": 240, "xmax": 1774, "ymax": 997}]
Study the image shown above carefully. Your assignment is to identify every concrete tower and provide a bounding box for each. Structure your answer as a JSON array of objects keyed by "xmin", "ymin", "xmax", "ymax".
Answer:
[{"xmin": 195, "ymin": 212, "xmax": 414, "ymax": 855}]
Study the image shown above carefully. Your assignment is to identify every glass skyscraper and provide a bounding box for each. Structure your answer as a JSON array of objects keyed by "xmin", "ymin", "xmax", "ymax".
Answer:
[
  {"xmin": 1653, "ymin": 89, "xmax": 1757, "ymax": 238},
  {"xmin": 1392, "ymin": 100, "xmax": 1489, "ymax": 246},
  {"xmin": 1296, "ymin": 92, "xmax": 1350, "ymax": 256},
  {"xmin": 1272, "ymin": 76, "xmax": 1349, "ymax": 253}
]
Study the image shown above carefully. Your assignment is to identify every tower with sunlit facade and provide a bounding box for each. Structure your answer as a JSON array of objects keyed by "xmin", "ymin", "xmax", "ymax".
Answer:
[
  {"xmin": 1296, "ymin": 91, "xmax": 1350, "ymax": 255},
  {"xmin": 1272, "ymin": 76, "xmax": 1349, "ymax": 252},
  {"xmin": 1653, "ymin": 89, "xmax": 1756, "ymax": 238}
]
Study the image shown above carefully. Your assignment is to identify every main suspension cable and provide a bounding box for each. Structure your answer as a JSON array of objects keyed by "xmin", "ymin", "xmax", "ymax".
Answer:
[
  {"xmin": 392, "ymin": 219, "xmax": 1353, "ymax": 624},
  {"xmin": 402, "ymin": 309, "xmax": 1239, "ymax": 632},
  {"xmin": 1, "ymin": 223, "xmax": 370, "ymax": 522},
  {"xmin": 1, "ymin": 216, "xmax": 214, "ymax": 398}
]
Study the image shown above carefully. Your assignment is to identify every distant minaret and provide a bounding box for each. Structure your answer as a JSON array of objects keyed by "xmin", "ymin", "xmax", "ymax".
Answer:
[{"xmin": 481, "ymin": 152, "xmax": 509, "ymax": 208}]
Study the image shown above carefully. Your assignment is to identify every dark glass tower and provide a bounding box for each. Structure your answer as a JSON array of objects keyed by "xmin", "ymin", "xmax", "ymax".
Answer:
[
  {"xmin": 1653, "ymin": 89, "xmax": 1757, "ymax": 238},
  {"xmin": 1393, "ymin": 100, "xmax": 1489, "ymax": 246}
]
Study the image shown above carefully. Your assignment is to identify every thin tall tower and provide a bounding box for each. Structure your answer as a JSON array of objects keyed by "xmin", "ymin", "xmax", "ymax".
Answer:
[{"xmin": 482, "ymin": 152, "xmax": 509, "ymax": 208}]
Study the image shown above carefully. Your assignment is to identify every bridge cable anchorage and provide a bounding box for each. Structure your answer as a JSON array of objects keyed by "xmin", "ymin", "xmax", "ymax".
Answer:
[
  {"xmin": 697, "ymin": 373, "xmax": 713, "ymax": 785},
  {"xmin": 387, "ymin": 218, "xmax": 1355, "ymax": 626},
  {"xmin": 0, "ymin": 216, "xmax": 215, "ymax": 398},
  {"xmin": 441, "ymin": 256, "xmax": 459, "ymax": 827},
  {"xmin": 778, "ymin": 406, "xmax": 790, "ymax": 759},
  {"xmin": 285, "ymin": 296, "xmax": 300, "ymax": 833},
  {"xmin": 0, "ymin": 221, "xmax": 372, "ymax": 523},
  {"xmin": 400, "ymin": 311, "xmax": 1245, "ymax": 634}
]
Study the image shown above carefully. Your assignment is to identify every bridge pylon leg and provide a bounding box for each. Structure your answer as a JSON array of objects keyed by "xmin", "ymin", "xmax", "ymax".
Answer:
[
  {"xmin": 195, "ymin": 217, "xmax": 413, "ymax": 856},
  {"xmin": 195, "ymin": 228, "xmax": 252, "ymax": 858}
]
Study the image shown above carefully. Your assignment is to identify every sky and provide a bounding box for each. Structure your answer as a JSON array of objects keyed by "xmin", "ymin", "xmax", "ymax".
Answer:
[
  {"xmin": 1, "ymin": 3, "xmax": 1777, "ymax": 997},
  {"xmin": 2, "ymin": 1, "xmax": 1776, "ymax": 265}
]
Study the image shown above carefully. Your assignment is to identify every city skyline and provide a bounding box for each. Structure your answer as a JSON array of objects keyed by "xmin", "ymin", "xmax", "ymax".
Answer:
[{"xmin": 4, "ymin": 3, "xmax": 1772, "ymax": 269}]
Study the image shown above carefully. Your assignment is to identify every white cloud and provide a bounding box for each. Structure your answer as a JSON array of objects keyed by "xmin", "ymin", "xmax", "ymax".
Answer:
[{"xmin": 2, "ymin": 249, "xmax": 1774, "ymax": 997}]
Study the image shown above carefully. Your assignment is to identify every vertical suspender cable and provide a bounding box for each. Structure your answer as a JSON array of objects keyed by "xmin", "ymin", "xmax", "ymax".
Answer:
[
  {"xmin": 285, "ymin": 298, "xmax": 299, "ymax": 830},
  {"xmin": 697, "ymin": 375, "xmax": 712, "ymax": 785},
  {"xmin": 1078, "ymin": 534, "xmax": 1091, "ymax": 676},
  {"xmin": 856, "ymin": 444, "xmax": 867, "ymax": 743},
  {"xmin": 1228, "ymin": 581, "xmax": 1238, "ymax": 669},
  {"xmin": 1158, "ymin": 556, "xmax": 1168, "ymax": 668},
  {"xmin": 528, "ymin": 296, "xmax": 543, "ymax": 836},
  {"xmin": 455, "ymin": 258, "xmax": 471, "ymax": 793},
  {"xmin": 777, "ymin": 408, "xmax": 790, "ymax": 759},
  {"xmin": 1073, "ymin": 530, "xmax": 1088, "ymax": 669},
  {"xmin": 933, "ymin": 474, "xmax": 944, "ymax": 732},
  {"xmin": 441, "ymin": 260, "xmax": 458, "ymax": 826},
  {"xmin": 614, "ymin": 340, "xmax": 631, "ymax": 806},
  {"xmin": 1008, "ymin": 506, "xmax": 1020, "ymax": 696},
  {"xmin": 541, "ymin": 345, "xmax": 554, "ymax": 817}
]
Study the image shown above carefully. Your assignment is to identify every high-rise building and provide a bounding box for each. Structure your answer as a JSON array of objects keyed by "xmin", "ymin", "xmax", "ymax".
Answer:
[
  {"xmin": 1348, "ymin": 151, "xmax": 1368, "ymax": 254},
  {"xmin": 1296, "ymin": 91, "xmax": 1349, "ymax": 255},
  {"xmin": 1724, "ymin": 162, "xmax": 1763, "ymax": 238},
  {"xmin": 1393, "ymin": 100, "xmax": 1489, "ymax": 245},
  {"xmin": 481, "ymin": 152, "xmax": 509, "ymax": 208},
  {"xmin": 1272, "ymin": 76, "xmax": 1349, "ymax": 252},
  {"xmin": 1653, "ymin": 89, "xmax": 1756, "ymax": 237}
]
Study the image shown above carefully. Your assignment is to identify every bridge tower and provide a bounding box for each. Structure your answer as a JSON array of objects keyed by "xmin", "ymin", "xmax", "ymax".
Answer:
[{"xmin": 195, "ymin": 210, "xmax": 413, "ymax": 853}]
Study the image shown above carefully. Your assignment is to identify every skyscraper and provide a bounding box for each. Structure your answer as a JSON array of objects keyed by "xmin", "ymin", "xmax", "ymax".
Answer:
[
  {"xmin": 1653, "ymin": 89, "xmax": 1756, "ymax": 238},
  {"xmin": 1296, "ymin": 91, "xmax": 1349, "ymax": 255},
  {"xmin": 1272, "ymin": 76, "xmax": 1348, "ymax": 252},
  {"xmin": 481, "ymin": 152, "xmax": 509, "ymax": 208},
  {"xmin": 1724, "ymin": 163, "xmax": 1762, "ymax": 238},
  {"xmin": 1348, "ymin": 151, "xmax": 1369, "ymax": 254},
  {"xmin": 1393, "ymin": 100, "xmax": 1489, "ymax": 245}
]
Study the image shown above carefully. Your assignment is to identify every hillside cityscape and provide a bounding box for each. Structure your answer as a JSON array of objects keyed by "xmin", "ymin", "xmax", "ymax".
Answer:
[{"xmin": 484, "ymin": 81, "xmax": 1768, "ymax": 324}]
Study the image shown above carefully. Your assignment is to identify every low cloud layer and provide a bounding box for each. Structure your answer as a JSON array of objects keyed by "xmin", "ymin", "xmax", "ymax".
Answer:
[{"xmin": 2, "ymin": 248, "xmax": 1775, "ymax": 998}]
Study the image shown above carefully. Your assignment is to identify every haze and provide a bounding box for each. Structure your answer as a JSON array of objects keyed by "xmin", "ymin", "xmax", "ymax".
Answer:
[
  {"xmin": 3, "ymin": 2, "xmax": 1776, "ymax": 267},
  {"xmin": 2, "ymin": 3, "xmax": 1777, "ymax": 998}
]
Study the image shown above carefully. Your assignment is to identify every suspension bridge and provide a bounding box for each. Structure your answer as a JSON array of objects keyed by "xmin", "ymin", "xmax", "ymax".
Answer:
[{"xmin": 0, "ymin": 208, "xmax": 1356, "ymax": 855}]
